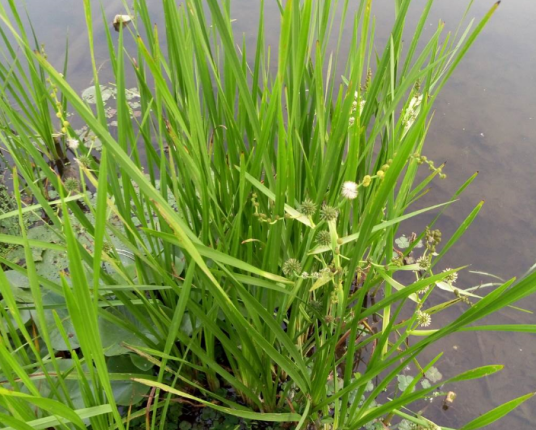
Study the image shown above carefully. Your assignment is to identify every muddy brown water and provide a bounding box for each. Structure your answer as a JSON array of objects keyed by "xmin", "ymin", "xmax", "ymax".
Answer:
[{"xmin": 4, "ymin": 0, "xmax": 536, "ymax": 428}]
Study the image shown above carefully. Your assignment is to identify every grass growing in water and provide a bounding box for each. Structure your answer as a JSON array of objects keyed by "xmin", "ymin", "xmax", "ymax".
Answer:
[{"xmin": 0, "ymin": 0, "xmax": 535, "ymax": 429}]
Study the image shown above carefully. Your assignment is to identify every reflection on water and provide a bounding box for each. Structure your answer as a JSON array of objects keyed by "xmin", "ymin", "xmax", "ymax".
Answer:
[{"xmin": 8, "ymin": 0, "xmax": 536, "ymax": 427}]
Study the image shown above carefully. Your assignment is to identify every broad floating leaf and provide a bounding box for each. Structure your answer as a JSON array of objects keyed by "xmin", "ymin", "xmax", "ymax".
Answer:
[
  {"xmin": 424, "ymin": 366, "xmax": 443, "ymax": 383},
  {"xmin": 395, "ymin": 235, "xmax": 410, "ymax": 249},
  {"xmin": 81, "ymin": 85, "xmax": 115, "ymax": 104}
]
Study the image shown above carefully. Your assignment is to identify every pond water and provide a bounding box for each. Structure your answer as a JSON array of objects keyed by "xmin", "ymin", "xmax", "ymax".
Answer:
[{"xmin": 7, "ymin": 0, "xmax": 536, "ymax": 428}]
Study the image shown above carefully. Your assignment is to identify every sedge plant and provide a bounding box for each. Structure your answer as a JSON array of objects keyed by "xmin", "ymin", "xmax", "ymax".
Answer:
[{"xmin": 0, "ymin": 0, "xmax": 535, "ymax": 429}]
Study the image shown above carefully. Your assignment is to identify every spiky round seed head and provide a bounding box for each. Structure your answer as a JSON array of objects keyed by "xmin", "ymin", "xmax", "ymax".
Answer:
[
  {"xmin": 376, "ymin": 170, "xmax": 385, "ymax": 179},
  {"xmin": 443, "ymin": 268, "xmax": 458, "ymax": 285},
  {"xmin": 282, "ymin": 258, "xmax": 302, "ymax": 277},
  {"xmin": 417, "ymin": 285, "xmax": 430, "ymax": 295},
  {"xmin": 309, "ymin": 300, "xmax": 324, "ymax": 313},
  {"xmin": 56, "ymin": 112, "xmax": 62, "ymax": 118},
  {"xmin": 299, "ymin": 198, "xmax": 317, "ymax": 216},
  {"xmin": 362, "ymin": 175, "xmax": 372, "ymax": 187},
  {"xmin": 416, "ymin": 310, "xmax": 432, "ymax": 327},
  {"xmin": 320, "ymin": 205, "xmax": 338, "ymax": 222},
  {"xmin": 64, "ymin": 178, "xmax": 80, "ymax": 193},
  {"xmin": 341, "ymin": 181, "xmax": 359, "ymax": 200},
  {"xmin": 316, "ymin": 230, "xmax": 331, "ymax": 246},
  {"xmin": 417, "ymin": 256, "xmax": 431, "ymax": 271},
  {"xmin": 77, "ymin": 155, "xmax": 92, "ymax": 167}
]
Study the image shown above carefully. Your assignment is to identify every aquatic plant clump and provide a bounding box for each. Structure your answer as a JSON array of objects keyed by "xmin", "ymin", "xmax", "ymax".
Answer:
[{"xmin": 0, "ymin": 0, "xmax": 535, "ymax": 429}]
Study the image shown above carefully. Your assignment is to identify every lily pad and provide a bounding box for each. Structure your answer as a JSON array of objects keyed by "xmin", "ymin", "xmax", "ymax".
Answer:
[
  {"xmin": 81, "ymin": 85, "xmax": 115, "ymax": 105},
  {"xmin": 397, "ymin": 374, "xmax": 414, "ymax": 392},
  {"xmin": 395, "ymin": 235, "xmax": 410, "ymax": 249},
  {"xmin": 99, "ymin": 307, "xmax": 158, "ymax": 356},
  {"xmin": 125, "ymin": 88, "xmax": 140, "ymax": 100},
  {"xmin": 4, "ymin": 270, "xmax": 33, "ymax": 303},
  {"xmin": 38, "ymin": 360, "xmax": 93, "ymax": 410},
  {"xmin": 421, "ymin": 379, "xmax": 432, "ymax": 389},
  {"xmin": 130, "ymin": 354, "xmax": 154, "ymax": 372},
  {"xmin": 425, "ymin": 366, "xmax": 443, "ymax": 383},
  {"xmin": 107, "ymin": 355, "xmax": 151, "ymax": 406},
  {"xmin": 1, "ymin": 299, "xmax": 31, "ymax": 329},
  {"xmin": 31, "ymin": 289, "xmax": 80, "ymax": 351}
]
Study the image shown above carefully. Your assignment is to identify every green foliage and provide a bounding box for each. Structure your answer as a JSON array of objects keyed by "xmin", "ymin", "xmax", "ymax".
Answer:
[{"xmin": 0, "ymin": 0, "xmax": 534, "ymax": 429}]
